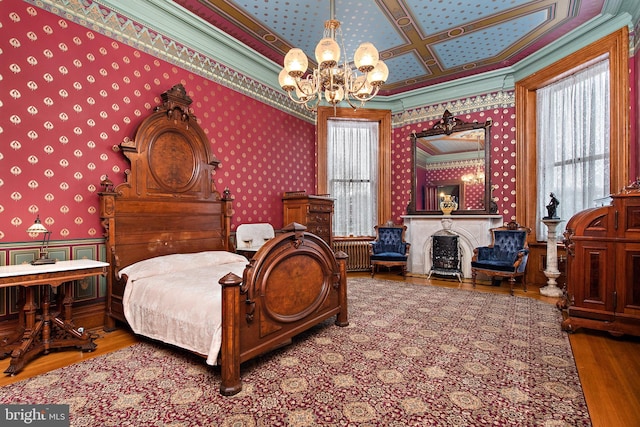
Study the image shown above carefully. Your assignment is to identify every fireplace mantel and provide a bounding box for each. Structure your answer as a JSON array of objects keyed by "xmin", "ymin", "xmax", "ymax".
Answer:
[{"xmin": 401, "ymin": 215, "xmax": 503, "ymax": 278}]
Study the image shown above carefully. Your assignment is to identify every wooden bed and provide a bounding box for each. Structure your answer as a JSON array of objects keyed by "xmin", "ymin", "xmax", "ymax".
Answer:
[{"xmin": 99, "ymin": 84, "xmax": 348, "ymax": 395}]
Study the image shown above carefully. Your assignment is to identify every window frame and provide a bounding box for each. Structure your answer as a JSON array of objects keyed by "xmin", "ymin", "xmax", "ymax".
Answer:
[
  {"xmin": 515, "ymin": 27, "xmax": 629, "ymax": 241},
  {"xmin": 317, "ymin": 107, "xmax": 392, "ymax": 236}
]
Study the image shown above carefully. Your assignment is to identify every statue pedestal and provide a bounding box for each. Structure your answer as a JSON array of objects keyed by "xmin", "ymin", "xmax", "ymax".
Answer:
[{"xmin": 540, "ymin": 218, "xmax": 564, "ymax": 297}]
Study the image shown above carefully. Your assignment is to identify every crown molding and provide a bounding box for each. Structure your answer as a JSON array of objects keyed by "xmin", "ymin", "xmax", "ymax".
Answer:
[{"xmin": 36, "ymin": 0, "xmax": 637, "ymax": 119}]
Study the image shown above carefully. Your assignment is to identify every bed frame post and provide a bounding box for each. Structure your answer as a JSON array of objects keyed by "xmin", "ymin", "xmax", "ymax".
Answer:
[
  {"xmin": 334, "ymin": 251, "xmax": 349, "ymax": 327},
  {"xmin": 99, "ymin": 187, "xmax": 117, "ymax": 331},
  {"xmin": 218, "ymin": 272, "xmax": 243, "ymax": 395},
  {"xmin": 221, "ymin": 191, "xmax": 233, "ymax": 251}
]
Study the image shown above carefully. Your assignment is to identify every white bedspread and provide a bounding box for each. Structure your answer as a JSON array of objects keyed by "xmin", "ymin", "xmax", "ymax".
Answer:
[{"xmin": 120, "ymin": 251, "xmax": 248, "ymax": 365}]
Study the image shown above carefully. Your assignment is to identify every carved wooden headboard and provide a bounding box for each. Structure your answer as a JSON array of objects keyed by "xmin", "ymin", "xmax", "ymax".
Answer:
[{"xmin": 99, "ymin": 84, "xmax": 232, "ymax": 274}]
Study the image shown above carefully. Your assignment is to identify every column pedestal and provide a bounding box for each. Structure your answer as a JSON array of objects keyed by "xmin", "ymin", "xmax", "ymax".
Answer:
[{"xmin": 540, "ymin": 218, "xmax": 564, "ymax": 297}]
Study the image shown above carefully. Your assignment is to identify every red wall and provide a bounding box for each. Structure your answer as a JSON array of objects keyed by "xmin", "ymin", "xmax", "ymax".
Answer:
[{"xmin": 1, "ymin": 0, "xmax": 315, "ymax": 243}]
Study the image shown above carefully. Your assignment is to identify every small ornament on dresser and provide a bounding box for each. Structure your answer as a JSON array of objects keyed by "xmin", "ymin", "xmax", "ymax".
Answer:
[{"xmin": 439, "ymin": 194, "xmax": 458, "ymax": 215}]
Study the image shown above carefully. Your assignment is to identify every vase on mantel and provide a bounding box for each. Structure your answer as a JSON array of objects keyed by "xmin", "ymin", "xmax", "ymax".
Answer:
[{"xmin": 440, "ymin": 194, "xmax": 458, "ymax": 216}]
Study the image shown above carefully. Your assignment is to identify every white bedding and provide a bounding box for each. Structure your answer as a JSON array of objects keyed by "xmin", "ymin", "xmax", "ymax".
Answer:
[{"xmin": 120, "ymin": 251, "xmax": 248, "ymax": 365}]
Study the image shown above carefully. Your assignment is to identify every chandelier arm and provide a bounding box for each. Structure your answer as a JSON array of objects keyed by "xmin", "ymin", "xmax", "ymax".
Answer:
[
  {"xmin": 350, "ymin": 72, "xmax": 368, "ymax": 93},
  {"xmin": 350, "ymin": 85, "xmax": 380, "ymax": 103},
  {"xmin": 287, "ymin": 90, "xmax": 318, "ymax": 106},
  {"xmin": 293, "ymin": 75, "xmax": 320, "ymax": 98},
  {"xmin": 343, "ymin": 94, "xmax": 358, "ymax": 110}
]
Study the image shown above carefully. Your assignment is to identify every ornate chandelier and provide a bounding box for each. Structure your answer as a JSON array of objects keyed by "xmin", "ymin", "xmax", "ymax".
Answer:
[
  {"xmin": 461, "ymin": 162, "xmax": 485, "ymax": 185},
  {"xmin": 278, "ymin": 0, "xmax": 389, "ymax": 111},
  {"xmin": 461, "ymin": 135, "xmax": 484, "ymax": 185}
]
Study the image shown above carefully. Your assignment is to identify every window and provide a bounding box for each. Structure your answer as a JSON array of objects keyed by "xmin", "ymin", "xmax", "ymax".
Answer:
[
  {"xmin": 317, "ymin": 107, "xmax": 392, "ymax": 237},
  {"xmin": 327, "ymin": 120, "xmax": 379, "ymax": 236},
  {"xmin": 535, "ymin": 60, "xmax": 610, "ymax": 237},
  {"xmin": 515, "ymin": 28, "xmax": 629, "ymax": 241}
]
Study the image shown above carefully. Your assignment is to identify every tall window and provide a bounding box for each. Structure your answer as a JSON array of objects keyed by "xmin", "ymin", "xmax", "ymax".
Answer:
[
  {"xmin": 317, "ymin": 107, "xmax": 392, "ymax": 237},
  {"xmin": 536, "ymin": 60, "xmax": 610, "ymax": 237},
  {"xmin": 515, "ymin": 28, "xmax": 628, "ymax": 242},
  {"xmin": 327, "ymin": 120, "xmax": 379, "ymax": 236}
]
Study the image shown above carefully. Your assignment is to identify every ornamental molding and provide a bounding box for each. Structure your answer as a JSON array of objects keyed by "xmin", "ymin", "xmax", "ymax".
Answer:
[{"xmin": 392, "ymin": 91, "xmax": 515, "ymax": 127}]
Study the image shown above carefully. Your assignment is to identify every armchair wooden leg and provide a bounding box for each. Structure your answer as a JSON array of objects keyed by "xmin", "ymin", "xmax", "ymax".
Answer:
[
  {"xmin": 471, "ymin": 269, "xmax": 477, "ymax": 288},
  {"xmin": 509, "ymin": 277, "xmax": 515, "ymax": 295}
]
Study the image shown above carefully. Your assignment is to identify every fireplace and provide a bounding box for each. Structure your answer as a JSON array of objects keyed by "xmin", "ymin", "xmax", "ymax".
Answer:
[
  {"xmin": 401, "ymin": 215, "xmax": 503, "ymax": 278},
  {"xmin": 428, "ymin": 232, "xmax": 462, "ymax": 281}
]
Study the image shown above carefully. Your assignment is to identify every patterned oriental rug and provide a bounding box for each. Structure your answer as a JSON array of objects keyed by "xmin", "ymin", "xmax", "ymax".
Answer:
[{"xmin": 0, "ymin": 278, "xmax": 590, "ymax": 426}]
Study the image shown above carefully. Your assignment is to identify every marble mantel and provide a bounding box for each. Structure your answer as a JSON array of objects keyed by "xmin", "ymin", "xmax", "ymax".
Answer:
[{"xmin": 401, "ymin": 215, "xmax": 504, "ymax": 278}]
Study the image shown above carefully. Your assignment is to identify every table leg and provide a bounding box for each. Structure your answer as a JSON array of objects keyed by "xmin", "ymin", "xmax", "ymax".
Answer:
[
  {"xmin": 3, "ymin": 282, "xmax": 96, "ymax": 375},
  {"xmin": 50, "ymin": 281, "xmax": 96, "ymax": 351},
  {"xmin": 0, "ymin": 288, "xmax": 27, "ymax": 358},
  {"xmin": 4, "ymin": 287, "xmax": 46, "ymax": 375}
]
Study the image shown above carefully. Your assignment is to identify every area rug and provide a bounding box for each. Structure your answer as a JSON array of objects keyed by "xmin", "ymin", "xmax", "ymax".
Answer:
[{"xmin": 0, "ymin": 278, "xmax": 590, "ymax": 426}]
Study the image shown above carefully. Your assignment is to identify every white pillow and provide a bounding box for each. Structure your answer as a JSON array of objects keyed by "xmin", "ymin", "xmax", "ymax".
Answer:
[{"xmin": 118, "ymin": 251, "xmax": 248, "ymax": 281}]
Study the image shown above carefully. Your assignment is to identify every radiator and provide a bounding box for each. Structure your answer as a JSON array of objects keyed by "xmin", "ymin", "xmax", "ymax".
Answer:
[{"xmin": 333, "ymin": 239, "xmax": 372, "ymax": 272}]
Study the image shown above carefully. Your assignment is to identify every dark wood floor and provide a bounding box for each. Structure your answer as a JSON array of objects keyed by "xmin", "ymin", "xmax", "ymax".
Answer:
[{"xmin": 1, "ymin": 272, "xmax": 639, "ymax": 427}]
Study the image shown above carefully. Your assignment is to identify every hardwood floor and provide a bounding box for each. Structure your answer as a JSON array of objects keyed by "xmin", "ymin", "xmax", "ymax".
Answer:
[{"xmin": 1, "ymin": 272, "xmax": 638, "ymax": 426}]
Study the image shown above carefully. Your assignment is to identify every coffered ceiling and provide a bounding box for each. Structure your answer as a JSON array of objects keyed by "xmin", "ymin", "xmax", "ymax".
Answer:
[{"xmin": 170, "ymin": 0, "xmax": 623, "ymax": 96}]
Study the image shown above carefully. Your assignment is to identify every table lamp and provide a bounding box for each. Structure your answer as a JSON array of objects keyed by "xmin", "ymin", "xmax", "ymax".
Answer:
[{"xmin": 27, "ymin": 215, "xmax": 56, "ymax": 265}]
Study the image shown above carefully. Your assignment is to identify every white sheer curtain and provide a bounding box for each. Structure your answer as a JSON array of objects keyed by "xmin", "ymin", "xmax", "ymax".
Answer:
[
  {"xmin": 327, "ymin": 119, "xmax": 379, "ymax": 236},
  {"xmin": 536, "ymin": 59, "xmax": 610, "ymax": 239}
]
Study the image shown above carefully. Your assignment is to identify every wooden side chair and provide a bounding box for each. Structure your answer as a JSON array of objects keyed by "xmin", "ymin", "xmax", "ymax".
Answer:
[
  {"xmin": 471, "ymin": 221, "xmax": 531, "ymax": 295},
  {"xmin": 369, "ymin": 224, "xmax": 411, "ymax": 278}
]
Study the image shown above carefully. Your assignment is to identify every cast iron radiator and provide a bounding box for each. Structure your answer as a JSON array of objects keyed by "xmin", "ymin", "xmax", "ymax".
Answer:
[{"xmin": 333, "ymin": 239, "xmax": 372, "ymax": 272}]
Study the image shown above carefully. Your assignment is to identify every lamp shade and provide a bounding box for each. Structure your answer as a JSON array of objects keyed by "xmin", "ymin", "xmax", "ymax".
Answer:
[
  {"xmin": 26, "ymin": 216, "xmax": 48, "ymax": 234},
  {"xmin": 315, "ymin": 37, "xmax": 340, "ymax": 69},
  {"xmin": 278, "ymin": 68, "xmax": 296, "ymax": 91},
  {"xmin": 284, "ymin": 48, "xmax": 308, "ymax": 77},
  {"xmin": 354, "ymin": 42, "xmax": 379, "ymax": 72},
  {"xmin": 352, "ymin": 76, "xmax": 372, "ymax": 99},
  {"xmin": 324, "ymin": 86, "xmax": 344, "ymax": 104},
  {"xmin": 367, "ymin": 60, "xmax": 389, "ymax": 86}
]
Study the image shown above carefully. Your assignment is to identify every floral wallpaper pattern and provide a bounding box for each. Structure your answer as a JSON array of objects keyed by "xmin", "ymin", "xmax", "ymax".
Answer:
[{"xmin": 1, "ymin": 0, "xmax": 315, "ymax": 243}]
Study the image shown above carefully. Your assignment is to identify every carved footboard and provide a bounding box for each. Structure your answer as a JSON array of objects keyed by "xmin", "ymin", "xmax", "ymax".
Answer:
[{"xmin": 218, "ymin": 223, "xmax": 348, "ymax": 395}]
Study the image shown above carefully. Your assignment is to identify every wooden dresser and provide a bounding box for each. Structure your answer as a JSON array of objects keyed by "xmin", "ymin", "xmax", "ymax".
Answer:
[
  {"xmin": 283, "ymin": 192, "xmax": 333, "ymax": 247},
  {"xmin": 561, "ymin": 181, "xmax": 640, "ymax": 336}
]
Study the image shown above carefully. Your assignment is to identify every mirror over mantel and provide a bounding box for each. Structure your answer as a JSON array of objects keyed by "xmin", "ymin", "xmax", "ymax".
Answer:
[{"xmin": 408, "ymin": 110, "xmax": 493, "ymax": 215}]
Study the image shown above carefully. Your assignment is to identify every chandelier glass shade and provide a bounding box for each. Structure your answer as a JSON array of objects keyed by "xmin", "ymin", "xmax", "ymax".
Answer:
[
  {"xmin": 278, "ymin": 0, "xmax": 389, "ymax": 111},
  {"xmin": 462, "ymin": 135, "xmax": 485, "ymax": 185}
]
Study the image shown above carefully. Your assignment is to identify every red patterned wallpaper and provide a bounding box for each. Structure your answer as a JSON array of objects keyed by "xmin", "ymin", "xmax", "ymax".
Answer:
[{"xmin": 1, "ymin": 1, "xmax": 315, "ymax": 243}]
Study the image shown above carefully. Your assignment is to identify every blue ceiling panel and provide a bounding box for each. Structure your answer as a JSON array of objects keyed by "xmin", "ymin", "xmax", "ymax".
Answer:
[
  {"xmin": 406, "ymin": 0, "xmax": 536, "ymax": 36},
  {"xmin": 384, "ymin": 52, "xmax": 430, "ymax": 85},
  {"xmin": 432, "ymin": 10, "xmax": 549, "ymax": 69}
]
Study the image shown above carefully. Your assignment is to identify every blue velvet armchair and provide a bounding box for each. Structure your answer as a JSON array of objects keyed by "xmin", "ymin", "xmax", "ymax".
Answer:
[
  {"xmin": 370, "ymin": 224, "xmax": 410, "ymax": 278},
  {"xmin": 471, "ymin": 221, "xmax": 531, "ymax": 295}
]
